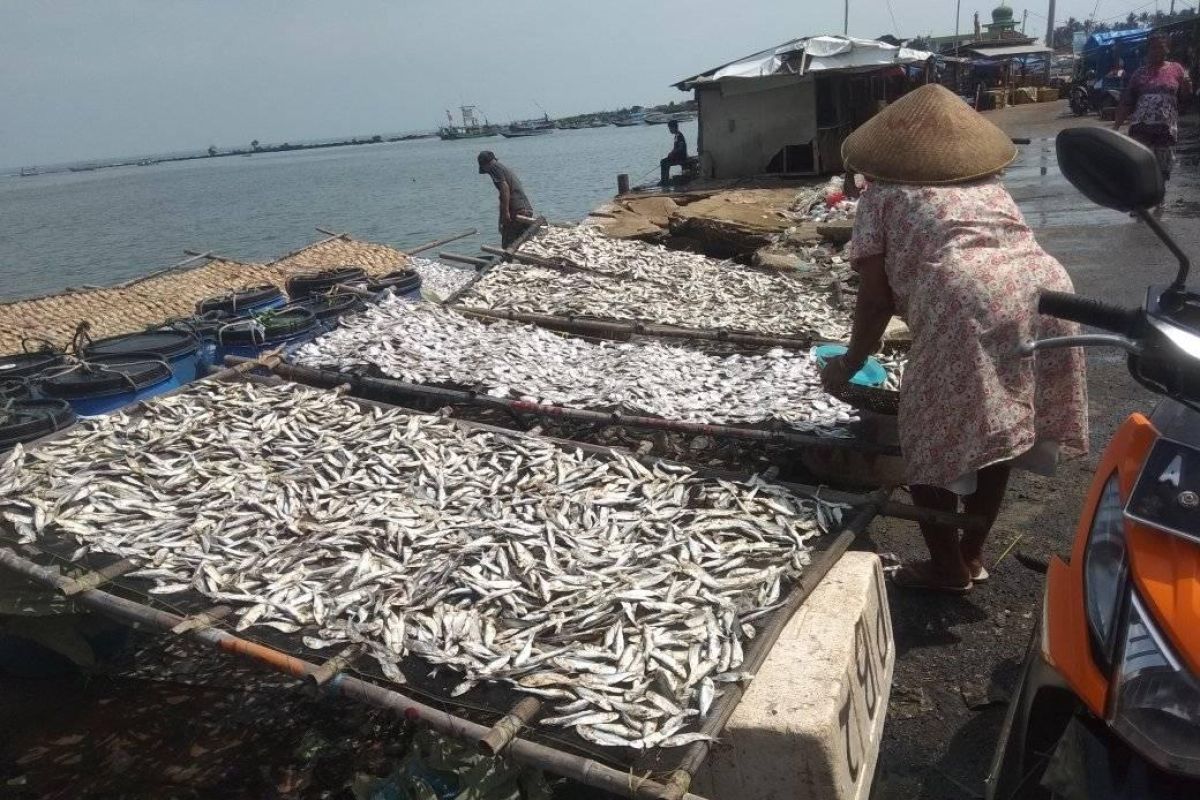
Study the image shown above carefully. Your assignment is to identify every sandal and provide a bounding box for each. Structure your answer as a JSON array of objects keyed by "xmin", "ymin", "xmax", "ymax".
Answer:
[
  {"xmin": 971, "ymin": 566, "xmax": 990, "ymax": 583},
  {"xmin": 890, "ymin": 561, "xmax": 973, "ymax": 594}
]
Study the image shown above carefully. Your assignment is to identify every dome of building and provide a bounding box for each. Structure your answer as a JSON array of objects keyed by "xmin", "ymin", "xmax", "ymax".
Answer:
[{"xmin": 992, "ymin": 3, "xmax": 1014, "ymax": 22}]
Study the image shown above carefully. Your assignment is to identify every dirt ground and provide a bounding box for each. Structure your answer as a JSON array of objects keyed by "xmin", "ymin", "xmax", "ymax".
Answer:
[{"xmin": 870, "ymin": 100, "xmax": 1198, "ymax": 799}]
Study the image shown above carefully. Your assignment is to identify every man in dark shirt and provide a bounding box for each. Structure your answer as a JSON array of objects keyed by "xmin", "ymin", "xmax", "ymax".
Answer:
[
  {"xmin": 660, "ymin": 120, "xmax": 688, "ymax": 185},
  {"xmin": 478, "ymin": 151, "xmax": 534, "ymax": 248}
]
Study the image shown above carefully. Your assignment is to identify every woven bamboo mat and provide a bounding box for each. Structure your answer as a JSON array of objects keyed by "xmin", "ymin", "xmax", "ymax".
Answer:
[{"xmin": 0, "ymin": 237, "xmax": 410, "ymax": 354}]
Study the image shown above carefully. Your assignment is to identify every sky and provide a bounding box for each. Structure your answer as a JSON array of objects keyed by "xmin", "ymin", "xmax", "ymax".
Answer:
[{"xmin": 0, "ymin": 0, "xmax": 1149, "ymax": 167}]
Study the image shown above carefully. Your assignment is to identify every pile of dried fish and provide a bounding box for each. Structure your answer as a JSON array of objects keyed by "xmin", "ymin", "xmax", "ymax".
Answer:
[
  {"xmin": 461, "ymin": 227, "xmax": 850, "ymax": 340},
  {"xmin": 0, "ymin": 380, "xmax": 846, "ymax": 750},
  {"xmin": 293, "ymin": 299, "xmax": 858, "ymax": 431},
  {"xmin": 409, "ymin": 257, "xmax": 474, "ymax": 301}
]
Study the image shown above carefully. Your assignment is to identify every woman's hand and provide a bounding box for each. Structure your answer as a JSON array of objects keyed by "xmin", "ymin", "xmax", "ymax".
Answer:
[{"xmin": 820, "ymin": 355, "xmax": 860, "ymax": 390}]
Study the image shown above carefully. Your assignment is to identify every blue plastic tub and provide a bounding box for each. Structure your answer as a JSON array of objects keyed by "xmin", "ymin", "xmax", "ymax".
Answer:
[
  {"xmin": 283, "ymin": 293, "xmax": 366, "ymax": 333},
  {"xmin": 216, "ymin": 308, "xmax": 322, "ymax": 360},
  {"xmin": 811, "ymin": 344, "xmax": 888, "ymax": 388},
  {"xmin": 366, "ymin": 269, "xmax": 423, "ymax": 301},
  {"xmin": 0, "ymin": 349, "xmax": 64, "ymax": 381},
  {"xmin": 39, "ymin": 354, "xmax": 177, "ymax": 416},
  {"xmin": 0, "ymin": 399, "xmax": 76, "ymax": 452},
  {"xmin": 83, "ymin": 330, "xmax": 202, "ymax": 384},
  {"xmin": 196, "ymin": 285, "xmax": 286, "ymax": 318}
]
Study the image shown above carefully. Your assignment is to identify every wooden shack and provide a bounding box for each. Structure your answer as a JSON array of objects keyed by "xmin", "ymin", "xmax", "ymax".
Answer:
[{"xmin": 672, "ymin": 36, "xmax": 935, "ymax": 179}]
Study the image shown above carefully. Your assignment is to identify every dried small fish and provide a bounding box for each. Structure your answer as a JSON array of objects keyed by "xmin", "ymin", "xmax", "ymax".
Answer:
[
  {"xmin": 0, "ymin": 379, "xmax": 849, "ymax": 750},
  {"xmin": 408, "ymin": 257, "xmax": 474, "ymax": 301},
  {"xmin": 293, "ymin": 299, "xmax": 867, "ymax": 431},
  {"xmin": 459, "ymin": 226, "xmax": 852, "ymax": 340}
]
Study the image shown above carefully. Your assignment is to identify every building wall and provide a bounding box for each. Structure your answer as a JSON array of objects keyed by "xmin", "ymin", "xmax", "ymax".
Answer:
[{"xmin": 696, "ymin": 74, "xmax": 817, "ymax": 179}]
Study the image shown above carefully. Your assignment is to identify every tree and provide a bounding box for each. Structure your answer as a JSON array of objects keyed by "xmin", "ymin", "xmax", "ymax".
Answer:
[
  {"xmin": 371, "ymin": 134, "xmax": 382, "ymax": 143},
  {"xmin": 207, "ymin": 145, "xmax": 217, "ymax": 157},
  {"xmin": 251, "ymin": 139, "xmax": 261, "ymax": 151}
]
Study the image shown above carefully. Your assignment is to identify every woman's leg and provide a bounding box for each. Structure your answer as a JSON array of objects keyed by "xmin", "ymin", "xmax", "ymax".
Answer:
[
  {"xmin": 960, "ymin": 463, "xmax": 1012, "ymax": 573},
  {"xmin": 907, "ymin": 483, "xmax": 971, "ymax": 586}
]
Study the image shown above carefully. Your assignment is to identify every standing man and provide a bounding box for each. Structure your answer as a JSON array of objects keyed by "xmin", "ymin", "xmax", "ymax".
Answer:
[
  {"xmin": 478, "ymin": 151, "xmax": 534, "ymax": 248},
  {"xmin": 659, "ymin": 120, "xmax": 688, "ymax": 185}
]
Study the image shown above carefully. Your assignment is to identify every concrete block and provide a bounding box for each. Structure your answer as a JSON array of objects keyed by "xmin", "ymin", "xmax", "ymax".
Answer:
[
  {"xmin": 692, "ymin": 552, "xmax": 893, "ymax": 800},
  {"xmin": 816, "ymin": 220, "xmax": 854, "ymax": 245}
]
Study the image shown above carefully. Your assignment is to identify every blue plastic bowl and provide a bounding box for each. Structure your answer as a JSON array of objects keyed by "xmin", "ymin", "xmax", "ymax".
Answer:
[{"xmin": 811, "ymin": 344, "xmax": 888, "ymax": 388}]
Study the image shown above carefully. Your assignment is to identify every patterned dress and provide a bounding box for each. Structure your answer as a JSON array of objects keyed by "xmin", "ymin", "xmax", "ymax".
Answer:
[
  {"xmin": 845, "ymin": 180, "xmax": 1089, "ymax": 489},
  {"xmin": 1124, "ymin": 61, "xmax": 1189, "ymax": 177}
]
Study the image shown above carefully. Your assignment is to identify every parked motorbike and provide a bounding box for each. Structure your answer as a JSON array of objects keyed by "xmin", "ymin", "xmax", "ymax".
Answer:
[
  {"xmin": 1068, "ymin": 71, "xmax": 1123, "ymax": 118},
  {"xmin": 986, "ymin": 127, "xmax": 1200, "ymax": 798}
]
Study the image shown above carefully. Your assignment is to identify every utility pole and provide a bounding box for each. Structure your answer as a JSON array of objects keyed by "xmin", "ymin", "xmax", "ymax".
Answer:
[
  {"xmin": 955, "ymin": 0, "xmax": 961, "ymax": 53},
  {"xmin": 1045, "ymin": 0, "xmax": 1056, "ymax": 48},
  {"xmin": 844, "ymin": 0, "xmax": 849, "ymax": 35},
  {"xmin": 1022, "ymin": 9, "xmax": 1028, "ymax": 32}
]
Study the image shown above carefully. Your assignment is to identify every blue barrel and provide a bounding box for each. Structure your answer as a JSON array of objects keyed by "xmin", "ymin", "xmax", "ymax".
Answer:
[
  {"xmin": 0, "ymin": 380, "xmax": 32, "ymax": 403},
  {"xmin": 366, "ymin": 269, "xmax": 423, "ymax": 301},
  {"xmin": 83, "ymin": 330, "xmax": 202, "ymax": 384},
  {"xmin": 283, "ymin": 293, "xmax": 365, "ymax": 333},
  {"xmin": 216, "ymin": 308, "xmax": 322, "ymax": 360},
  {"xmin": 285, "ymin": 267, "xmax": 367, "ymax": 300},
  {"xmin": 0, "ymin": 399, "xmax": 76, "ymax": 452},
  {"xmin": 39, "ymin": 354, "xmax": 177, "ymax": 416},
  {"xmin": 0, "ymin": 349, "xmax": 64, "ymax": 381},
  {"xmin": 196, "ymin": 284, "xmax": 285, "ymax": 317}
]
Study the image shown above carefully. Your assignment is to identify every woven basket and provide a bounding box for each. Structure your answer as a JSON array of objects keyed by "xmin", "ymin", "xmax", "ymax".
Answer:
[{"xmin": 830, "ymin": 382, "xmax": 900, "ymax": 416}]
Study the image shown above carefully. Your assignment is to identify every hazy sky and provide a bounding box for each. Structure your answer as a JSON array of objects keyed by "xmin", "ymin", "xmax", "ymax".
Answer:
[{"xmin": 2, "ymin": 0, "xmax": 1124, "ymax": 167}]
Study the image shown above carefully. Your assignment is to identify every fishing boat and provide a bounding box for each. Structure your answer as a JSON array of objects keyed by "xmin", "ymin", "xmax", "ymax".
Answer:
[
  {"xmin": 612, "ymin": 111, "xmax": 647, "ymax": 127},
  {"xmin": 437, "ymin": 105, "xmax": 499, "ymax": 141},
  {"xmin": 500, "ymin": 113, "xmax": 555, "ymax": 138},
  {"xmin": 644, "ymin": 111, "xmax": 697, "ymax": 125},
  {"xmin": 18, "ymin": 167, "xmax": 39, "ymax": 177}
]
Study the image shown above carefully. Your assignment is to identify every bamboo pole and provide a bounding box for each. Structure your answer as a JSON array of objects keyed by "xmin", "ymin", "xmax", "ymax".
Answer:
[
  {"xmin": 479, "ymin": 697, "xmax": 543, "ymax": 755},
  {"xmin": 451, "ymin": 307, "xmax": 819, "ymax": 350},
  {"xmin": 404, "ymin": 229, "xmax": 478, "ymax": 256},
  {"xmin": 243, "ymin": 357, "xmax": 901, "ymax": 456},
  {"xmin": 439, "ymin": 251, "xmax": 492, "ymax": 268},
  {"xmin": 0, "ymin": 546, "xmax": 708, "ymax": 800}
]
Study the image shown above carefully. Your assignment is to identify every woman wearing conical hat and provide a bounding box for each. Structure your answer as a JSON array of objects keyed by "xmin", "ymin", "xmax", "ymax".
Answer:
[{"xmin": 820, "ymin": 84, "xmax": 1088, "ymax": 593}]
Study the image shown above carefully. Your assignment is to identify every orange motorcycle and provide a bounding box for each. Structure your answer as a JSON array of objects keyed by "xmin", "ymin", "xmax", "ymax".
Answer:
[{"xmin": 987, "ymin": 128, "xmax": 1200, "ymax": 798}]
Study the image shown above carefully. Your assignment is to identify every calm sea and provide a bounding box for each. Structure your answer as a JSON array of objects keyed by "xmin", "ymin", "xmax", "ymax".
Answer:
[{"xmin": 0, "ymin": 122, "xmax": 694, "ymax": 301}]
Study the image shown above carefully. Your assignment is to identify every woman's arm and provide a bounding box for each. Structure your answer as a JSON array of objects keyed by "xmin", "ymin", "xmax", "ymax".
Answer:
[
  {"xmin": 844, "ymin": 254, "xmax": 895, "ymax": 367},
  {"xmin": 821, "ymin": 254, "xmax": 894, "ymax": 387}
]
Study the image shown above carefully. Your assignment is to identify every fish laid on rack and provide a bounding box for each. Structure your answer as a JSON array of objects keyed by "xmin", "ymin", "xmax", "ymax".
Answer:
[
  {"xmin": 409, "ymin": 257, "xmax": 474, "ymax": 301},
  {"xmin": 0, "ymin": 380, "xmax": 847, "ymax": 750},
  {"xmin": 459, "ymin": 226, "xmax": 851, "ymax": 341},
  {"xmin": 293, "ymin": 298, "xmax": 862, "ymax": 431}
]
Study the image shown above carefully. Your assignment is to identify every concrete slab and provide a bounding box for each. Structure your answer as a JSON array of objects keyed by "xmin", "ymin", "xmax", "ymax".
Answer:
[{"xmin": 693, "ymin": 552, "xmax": 893, "ymax": 800}]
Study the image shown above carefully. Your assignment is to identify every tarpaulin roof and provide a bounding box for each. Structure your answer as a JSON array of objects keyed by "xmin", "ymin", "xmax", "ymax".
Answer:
[
  {"xmin": 673, "ymin": 35, "xmax": 935, "ymax": 89},
  {"xmin": 1083, "ymin": 28, "xmax": 1150, "ymax": 52},
  {"xmin": 966, "ymin": 44, "xmax": 1053, "ymax": 58}
]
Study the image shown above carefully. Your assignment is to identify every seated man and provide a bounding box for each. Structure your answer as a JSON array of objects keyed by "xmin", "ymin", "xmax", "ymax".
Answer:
[{"xmin": 659, "ymin": 120, "xmax": 688, "ymax": 185}]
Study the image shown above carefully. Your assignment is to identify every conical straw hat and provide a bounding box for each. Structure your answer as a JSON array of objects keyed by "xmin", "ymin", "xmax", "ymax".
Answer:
[{"xmin": 842, "ymin": 84, "xmax": 1017, "ymax": 184}]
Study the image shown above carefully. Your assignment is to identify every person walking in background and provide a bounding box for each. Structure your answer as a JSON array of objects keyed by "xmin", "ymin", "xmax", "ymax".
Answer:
[
  {"xmin": 478, "ymin": 151, "xmax": 535, "ymax": 248},
  {"xmin": 659, "ymin": 121, "xmax": 688, "ymax": 185},
  {"xmin": 821, "ymin": 85, "xmax": 1089, "ymax": 593},
  {"xmin": 1115, "ymin": 34, "xmax": 1192, "ymax": 184}
]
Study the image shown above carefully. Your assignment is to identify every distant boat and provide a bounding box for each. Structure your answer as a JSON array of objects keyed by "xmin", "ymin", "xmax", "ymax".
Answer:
[
  {"xmin": 612, "ymin": 111, "xmax": 647, "ymax": 127},
  {"xmin": 438, "ymin": 105, "xmax": 500, "ymax": 141},
  {"xmin": 18, "ymin": 167, "xmax": 39, "ymax": 177},
  {"xmin": 587, "ymin": 119, "xmax": 608, "ymax": 127},
  {"xmin": 500, "ymin": 127, "xmax": 553, "ymax": 138}
]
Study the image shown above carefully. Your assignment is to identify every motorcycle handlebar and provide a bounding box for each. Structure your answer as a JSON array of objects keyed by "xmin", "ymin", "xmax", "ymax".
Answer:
[{"xmin": 1038, "ymin": 291, "xmax": 1140, "ymax": 335}]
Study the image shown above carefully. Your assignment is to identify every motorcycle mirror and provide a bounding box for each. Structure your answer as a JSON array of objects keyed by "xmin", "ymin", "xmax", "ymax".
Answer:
[{"xmin": 1055, "ymin": 127, "xmax": 1164, "ymax": 212}]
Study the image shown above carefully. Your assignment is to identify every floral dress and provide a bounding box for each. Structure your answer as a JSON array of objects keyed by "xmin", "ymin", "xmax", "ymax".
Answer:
[{"xmin": 845, "ymin": 180, "xmax": 1089, "ymax": 490}]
